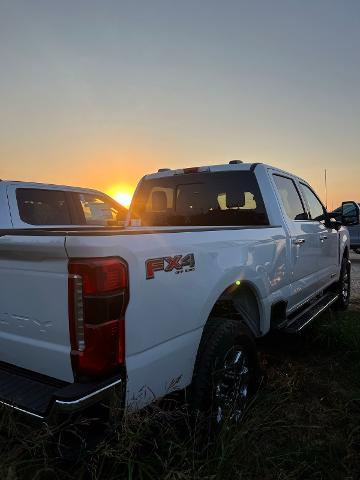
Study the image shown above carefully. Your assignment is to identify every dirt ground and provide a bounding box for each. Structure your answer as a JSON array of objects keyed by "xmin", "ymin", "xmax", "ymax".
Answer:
[{"xmin": 350, "ymin": 252, "xmax": 360, "ymax": 310}]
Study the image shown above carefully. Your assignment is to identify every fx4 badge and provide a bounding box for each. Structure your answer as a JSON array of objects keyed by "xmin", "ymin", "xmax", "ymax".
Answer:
[{"xmin": 145, "ymin": 254, "xmax": 195, "ymax": 280}]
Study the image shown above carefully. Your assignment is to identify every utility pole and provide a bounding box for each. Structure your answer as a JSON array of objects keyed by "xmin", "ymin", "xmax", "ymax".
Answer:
[{"xmin": 324, "ymin": 169, "xmax": 328, "ymax": 209}]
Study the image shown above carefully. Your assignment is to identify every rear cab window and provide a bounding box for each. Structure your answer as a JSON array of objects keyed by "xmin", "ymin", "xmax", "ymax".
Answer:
[
  {"xmin": 15, "ymin": 188, "xmax": 127, "ymax": 227},
  {"xmin": 130, "ymin": 171, "xmax": 269, "ymax": 227}
]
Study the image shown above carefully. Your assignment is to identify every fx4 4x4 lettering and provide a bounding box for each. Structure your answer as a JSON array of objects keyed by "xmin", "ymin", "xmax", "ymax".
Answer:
[{"xmin": 145, "ymin": 254, "xmax": 195, "ymax": 280}]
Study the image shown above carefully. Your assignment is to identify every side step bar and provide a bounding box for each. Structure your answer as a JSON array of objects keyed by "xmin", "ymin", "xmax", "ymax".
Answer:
[{"xmin": 283, "ymin": 293, "xmax": 339, "ymax": 334}]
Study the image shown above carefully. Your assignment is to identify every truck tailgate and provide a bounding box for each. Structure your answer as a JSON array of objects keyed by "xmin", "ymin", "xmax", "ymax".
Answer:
[{"xmin": 0, "ymin": 235, "xmax": 73, "ymax": 382}]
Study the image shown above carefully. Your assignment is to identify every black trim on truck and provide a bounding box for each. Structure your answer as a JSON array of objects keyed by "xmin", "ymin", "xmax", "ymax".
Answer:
[
  {"xmin": 0, "ymin": 361, "xmax": 125, "ymax": 422},
  {"xmin": 0, "ymin": 225, "xmax": 282, "ymax": 237},
  {"xmin": 250, "ymin": 163, "xmax": 262, "ymax": 172}
]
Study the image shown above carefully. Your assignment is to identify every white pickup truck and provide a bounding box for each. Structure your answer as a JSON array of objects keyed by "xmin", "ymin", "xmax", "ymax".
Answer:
[{"xmin": 0, "ymin": 164, "xmax": 357, "ymax": 424}]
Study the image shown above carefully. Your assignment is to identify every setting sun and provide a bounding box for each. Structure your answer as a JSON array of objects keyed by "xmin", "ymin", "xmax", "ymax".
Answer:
[
  {"xmin": 107, "ymin": 185, "xmax": 134, "ymax": 209},
  {"xmin": 113, "ymin": 192, "xmax": 132, "ymax": 208}
]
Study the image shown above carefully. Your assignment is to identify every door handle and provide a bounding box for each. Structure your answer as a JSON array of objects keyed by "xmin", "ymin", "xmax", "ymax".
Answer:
[
  {"xmin": 293, "ymin": 238, "xmax": 305, "ymax": 245},
  {"xmin": 320, "ymin": 235, "xmax": 328, "ymax": 241}
]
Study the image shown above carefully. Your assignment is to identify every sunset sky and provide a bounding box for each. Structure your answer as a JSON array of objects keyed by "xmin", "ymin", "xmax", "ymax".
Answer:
[{"xmin": 0, "ymin": 0, "xmax": 359, "ymax": 209}]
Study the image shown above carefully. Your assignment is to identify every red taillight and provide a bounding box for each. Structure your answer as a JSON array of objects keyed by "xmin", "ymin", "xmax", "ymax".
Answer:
[
  {"xmin": 68, "ymin": 257, "xmax": 129, "ymax": 379},
  {"xmin": 70, "ymin": 258, "xmax": 127, "ymax": 295}
]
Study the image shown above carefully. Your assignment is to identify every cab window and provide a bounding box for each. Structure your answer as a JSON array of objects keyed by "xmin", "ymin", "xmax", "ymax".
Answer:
[
  {"xmin": 130, "ymin": 171, "xmax": 269, "ymax": 227},
  {"xmin": 16, "ymin": 188, "xmax": 127, "ymax": 226},
  {"xmin": 273, "ymin": 175, "xmax": 307, "ymax": 221},
  {"xmin": 78, "ymin": 193, "xmax": 127, "ymax": 226},
  {"xmin": 16, "ymin": 189, "xmax": 71, "ymax": 225},
  {"xmin": 300, "ymin": 183, "xmax": 325, "ymax": 221}
]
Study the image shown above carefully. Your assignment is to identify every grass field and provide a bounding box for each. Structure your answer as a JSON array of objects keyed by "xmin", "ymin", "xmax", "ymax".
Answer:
[{"xmin": 1, "ymin": 310, "xmax": 359, "ymax": 480}]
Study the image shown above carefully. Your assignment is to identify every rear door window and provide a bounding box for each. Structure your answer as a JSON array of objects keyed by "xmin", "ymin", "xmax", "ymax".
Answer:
[
  {"xmin": 16, "ymin": 189, "xmax": 72, "ymax": 225},
  {"xmin": 130, "ymin": 171, "xmax": 269, "ymax": 226}
]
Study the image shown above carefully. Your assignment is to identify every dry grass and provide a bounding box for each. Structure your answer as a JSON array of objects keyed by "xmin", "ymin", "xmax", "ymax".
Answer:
[{"xmin": 0, "ymin": 310, "xmax": 359, "ymax": 480}]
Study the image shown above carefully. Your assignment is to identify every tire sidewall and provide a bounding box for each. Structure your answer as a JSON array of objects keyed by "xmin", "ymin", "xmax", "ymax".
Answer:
[
  {"xmin": 336, "ymin": 257, "xmax": 351, "ymax": 309},
  {"xmin": 191, "ymin": 319, "xmax": 260, "ymax": 418}
]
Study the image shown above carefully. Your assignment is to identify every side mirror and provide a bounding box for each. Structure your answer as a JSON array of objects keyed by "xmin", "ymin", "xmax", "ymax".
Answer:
[
  {"xmin": 341, "ymin": 201, "xmax": 360, "ymax": 226},
  {"xmin": 324, "ymin": 216, "xmax": 342, "ymax": 230}
]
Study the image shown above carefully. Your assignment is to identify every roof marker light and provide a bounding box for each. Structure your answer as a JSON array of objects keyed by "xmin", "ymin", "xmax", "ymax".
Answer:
[{"xmin": 173, "ymin": 166, "xmax": 210, "ymax": 175}]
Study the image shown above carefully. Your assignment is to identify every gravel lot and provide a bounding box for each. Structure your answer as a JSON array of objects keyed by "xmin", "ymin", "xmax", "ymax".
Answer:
[{"xmin": 350, "ymin": 251, "xmax": 360, "ymax": 309}]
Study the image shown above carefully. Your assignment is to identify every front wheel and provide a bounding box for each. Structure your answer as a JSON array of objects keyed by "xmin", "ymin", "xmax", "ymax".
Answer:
[
  {"xmin": 190, "ymin": 318, "xmax": 260, "ymax": 426},
  {"xmin": 333, "ymin": 257, "xmax": 351, "ymax": 310}
]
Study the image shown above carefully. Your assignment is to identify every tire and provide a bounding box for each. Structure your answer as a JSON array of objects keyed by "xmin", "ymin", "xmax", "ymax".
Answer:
[
  {"xmin": 190, "ymin": 317, "xmax": 260, "ymax": 426},
  {"xmin": 333, "ymin": 256, "xmax": 351, "ymax": 310}
]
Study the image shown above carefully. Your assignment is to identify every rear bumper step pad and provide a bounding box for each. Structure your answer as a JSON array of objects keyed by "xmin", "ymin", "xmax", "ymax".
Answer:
[{"xmin": 0, "ymin": 366, "xmax": 123, "ymax": 420}]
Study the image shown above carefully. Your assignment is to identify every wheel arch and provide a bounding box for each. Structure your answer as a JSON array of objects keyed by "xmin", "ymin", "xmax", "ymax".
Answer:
[{"xmin": 205, "ymin": 280, "xmax": 264, "ymax": 337}]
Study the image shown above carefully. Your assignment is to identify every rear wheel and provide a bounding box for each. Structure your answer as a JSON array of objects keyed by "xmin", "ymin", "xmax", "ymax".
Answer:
[{"xmin": 191, "ymin": 318, "xmax": 260, "ymax": 426}]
